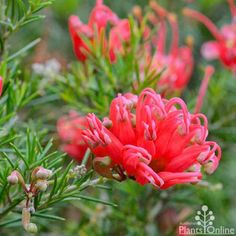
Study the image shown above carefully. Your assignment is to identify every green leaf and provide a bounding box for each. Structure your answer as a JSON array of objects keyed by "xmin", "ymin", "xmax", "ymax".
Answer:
[
  {"xmin": 73, "ymin": 195, "xmax": 118, "ymax": 207},
  {"xmin": 48, "ymin": 174, "xmax": 58, "ymax": 200},
  {"xmin": 21, "ymin": 15, "xmax": 45, "ymax": 26},
  {"xmin": 6, "ymin": 38, "xmax": 41, "ymax": 62},
  {"xmin": 0, "ymin": 217, "xmax": 22, "ymax": 227},
  {"xmin": 1, "ymin": 152, "xmax": 15, "ymax": 168},
  {"xmin": 32, "ymin": 212, "xmax": 65, "ymax": 221},
  {"xmin": 0, "ymin": 135, "xmax": 17, "ymax": 147},
  {"xmin": 57, "ymin": 160, "xmax": 74, "ymax": 194},
  {"xmin": 10, "ymin": 143, "xmax": 29, "ymax": 169}
]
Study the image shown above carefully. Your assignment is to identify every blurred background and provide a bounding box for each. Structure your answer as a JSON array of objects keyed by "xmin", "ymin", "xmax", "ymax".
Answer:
[{"xmin": 2, "ymin": 0, "xmax": 236, "ymax": 235}]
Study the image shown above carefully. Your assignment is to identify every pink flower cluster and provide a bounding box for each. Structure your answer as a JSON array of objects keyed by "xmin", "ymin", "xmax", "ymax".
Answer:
[
  {"xmin": 69, "ymin": 1, "xmax": 194, "ymax": 94},
  {"xmin": 69, "ymin": 0, "xmax": 130, "ymax": 62},
  {"xmin": 184, "ymin": 0, "xmax": 236, "ymax": 73},
  {"xmin": 58, "ymin": 89, "xmax": 221, "ymax": 189},
  {"xmin": 57, "ymin": 111, "xmax": 88, "ymax": 161},
  {"xmin": 145, "ymin": 2, "xmax": 194, "ymax": 94}
]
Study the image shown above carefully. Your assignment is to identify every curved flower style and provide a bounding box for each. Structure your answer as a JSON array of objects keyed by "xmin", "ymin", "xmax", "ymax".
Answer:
[
  {"xmin": 81, "ymin": 88, "xmax": 221, "ymax": 189},
  {"xmin": 57, "ymin": 111, "xmax": 88, "ymax": 161},
  {"xmin": 68, "ymin": 0, "xmax": 130, "ymax": 62},
  {"xmin": 145, "ymin": 2, "xmax": 194, "ymax": 94},
  {"xmin": 183, "ymin": 0, "xmax": 236, "ymax": 73},
  {"xmin": 194, "ymin": 66, "xmax": 215, "ymax": 114}
]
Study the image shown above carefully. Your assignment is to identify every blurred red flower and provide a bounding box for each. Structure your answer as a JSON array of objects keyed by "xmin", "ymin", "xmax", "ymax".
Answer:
[
  {"xmin": 184, "ymin": 0, "xmax": 236, "ymax": 73},
  {"xmin": 68, "ymin": 0, "xmax": 130, "ymax": 62},
  {"xmin": 69, "ymin": 1, "xmax": 194, "ymax": 94},
  {"xmin": 144, "ymin": 2, "xmax": 194, "ymax": 94},
  {"xmin": 81, "ymin": 88, "xmax": 221, "ymax": 189},
  {"xmin": 57, "ymin": 111, "xmax": 88, "ymax": 161}
]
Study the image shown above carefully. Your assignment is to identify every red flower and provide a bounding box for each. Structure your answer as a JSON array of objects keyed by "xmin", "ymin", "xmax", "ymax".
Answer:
[
  {"xmin": 146, "ymin": 2, "xmax": 194, "ymax": 94},
  {"xmin": 109, "ymin": 19, "xmax": 131, "ymax": 62},
  {"xmin": 82, "ymin": 88, "xmax": 221, "ymax": 189},
  {"xmin": 68, "ymin": 0, "xmax": 130, "ymax": 62},
  {"xmin": 68, "ymin": 15, "xmax": 93, "ymax": 62},
  {"xmin": 57, "ymin": 111, "xmax": 88, "ymax": 161},
  {"xmin": 88, "ymin": 0, "xmax": 119, "ymax": 28},
  {"xmin": 183, "ymin": 0, "xmax": 236, "ymax": 72}
]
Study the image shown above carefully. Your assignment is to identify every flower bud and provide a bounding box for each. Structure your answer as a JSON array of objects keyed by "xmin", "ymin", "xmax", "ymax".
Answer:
[
  {"xmin": 35, "ymin": 167, "xmax": 52, "ymax": 179},
  {"xmin": 7, "ymin": 172, "xmax": 18, "ymax": 185},
  {"xmin": 26, "ymin": 223, "xmax": 38, "ymax": 233},
  {"xmin": 35, "ymin": 180, "xmax": 48, "ymax": 192},
  {"xmin": 22, "ymin": 207, "xmax": 38, "ymax": 233}
]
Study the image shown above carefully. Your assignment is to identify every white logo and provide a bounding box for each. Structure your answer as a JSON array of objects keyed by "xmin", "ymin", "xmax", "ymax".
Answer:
[
  {"xmin": 178, "ymin": 205, "xmax": 235, "ymax": 235},
  {"xmin": 195, "ymin": 205, "xmax": 215, "ymax": 234}
]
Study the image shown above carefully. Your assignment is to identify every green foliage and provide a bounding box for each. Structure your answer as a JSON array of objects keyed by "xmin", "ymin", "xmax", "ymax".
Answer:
[
  {"xmin": 0, "ymin": 0, "xmax": 235, "ymax": 235},
  {"xmin": 0, "ymin": 0, "xmax": 52, "ymax": 54},
  {"xmin": 0, "ymin": 1, "xmax": 114, "ymax": 234},
  {"xmin": 54, "ymin": 17, "xmax": 161, "ymax": 116}
]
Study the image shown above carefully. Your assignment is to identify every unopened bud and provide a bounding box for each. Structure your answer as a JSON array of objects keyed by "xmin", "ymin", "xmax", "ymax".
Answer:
[
  {"xmin": 26, "ymin": 223, "xmax": 38, "ymax": 233},
  {"xmin": 35, "ymin": 167, "xmax": 52, "ymax": 179},
  {"xmin": 35, "ymin": 180, "xmax": 48, "ymax": 192},
  {"xmin": 7, "ymin": 172, "xmax": 18, "ymax": 184},
  {"xmin": 22, "ymin": 208, "xmax": 31, "ymax": 231}
]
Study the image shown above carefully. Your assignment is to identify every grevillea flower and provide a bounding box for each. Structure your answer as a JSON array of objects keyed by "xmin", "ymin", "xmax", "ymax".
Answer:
[
  {"xmin": 81, "ymin": 88, "xmax": 221, "ymax": 189},
  {"xmin": 183, "ymin": 0, "xmax": 236, "ymax": 73},
  {"xmin": 140, "ymin": 2, "xmax": 193, "ymax": 95},
  {"xmin": 68, "ymin": 0, "xmax": 130, "ymax": 62},
  {"xmin": 57, "ymin": 111, "xmax": 88, "ymax": 161}
]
